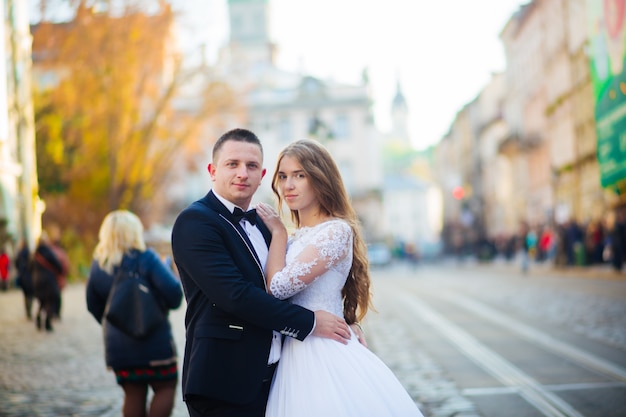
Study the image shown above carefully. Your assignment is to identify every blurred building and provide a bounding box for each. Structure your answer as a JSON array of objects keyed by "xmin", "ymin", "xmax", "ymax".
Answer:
[
  {"xmin": 436, "ymin": 71, "xmax": 513, "ymax": 250},
  {"xmin": 381, "ymin": 81, "xmax": 443, "ymax": 256},
  {"xmin": 199, "ymin": 0, "xmax": 386, "ymax": 240},
  {"xmin": 500, "ymin": 0, "xmax": 617, "ymax": 225},
  {"xmin": 501, "ymin": 0, "xmax": 552, "ymax": 228},
  {"xmin": 0, "ymin": 0, "xmax": 42, "ymax": 251},
  {"xmin": 434, "ymin": 100, "xmax": 482, "ymax": 253},
  {"xmin": 383, "ymin": 175, "xmax": 442, "ymax": 258},
  {"xmin": 476, "ymin": 73, "xmax": 512, "ymax": 239},
  {"xmin": 433, "ymin": 0, "xmax": 621, "ymax": 252}
]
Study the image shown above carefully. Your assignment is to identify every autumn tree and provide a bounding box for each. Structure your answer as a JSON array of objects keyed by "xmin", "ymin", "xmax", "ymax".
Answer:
[{"xmin": 32, "ymin": 0, "xmax": 237, "ymax": 256}]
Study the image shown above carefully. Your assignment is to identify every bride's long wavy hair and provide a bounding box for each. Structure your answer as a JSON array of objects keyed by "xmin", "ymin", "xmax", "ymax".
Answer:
[{"xmin": 270, "ymin": 139, "xmax": 373, "ymax": 324}]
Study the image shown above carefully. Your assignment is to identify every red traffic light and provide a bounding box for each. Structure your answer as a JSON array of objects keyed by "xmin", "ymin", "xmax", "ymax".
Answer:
[{"xmin": 452, "ymin": 186, "xmax": 465, "ymax": 200}]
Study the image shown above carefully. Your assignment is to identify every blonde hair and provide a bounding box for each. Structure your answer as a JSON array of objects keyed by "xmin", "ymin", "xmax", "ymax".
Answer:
[
  {"xmin": 93, "ymin": 210, "xmax": 146, "ymax": 274},
  {"xmin": 271, "ymin": 139, "xmax": 373, "ymax": 324}
]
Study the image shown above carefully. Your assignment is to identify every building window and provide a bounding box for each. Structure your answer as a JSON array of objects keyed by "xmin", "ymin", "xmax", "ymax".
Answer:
[
  {"xmin": 338, "ymin": 161, "xmax": 354, "ymax": 193},
  {"xmin": 231, "ymin": 17, "xmax": 242, "ymax": 39},
  {"xmin": 334, "ymin": 114, "xmax": 350, "ymax": 140},
  {"xmin": 278, "ymin": 116, "xmax": 292, "ymax": 143},
  {"xmin": 308, "ymin": 114, "xmax": 332, "ymax": 139}
]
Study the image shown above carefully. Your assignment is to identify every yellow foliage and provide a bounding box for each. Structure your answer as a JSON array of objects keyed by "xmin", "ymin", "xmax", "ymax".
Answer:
[{"xmin": 32, "ymin": 0, "xmax": 236, "ymax": 238}]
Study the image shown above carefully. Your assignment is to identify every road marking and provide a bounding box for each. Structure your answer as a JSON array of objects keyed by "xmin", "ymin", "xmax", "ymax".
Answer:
[
  {"xmin": 435, "ymin": 290, "xmax": 626, "ymax": 383},
  {"xmin": 462, "ymin": 381, "xmax": 625, "ymax": 397},
  {"xmin": 462, "ymin": 386, "xmax": 519, "ymax": 396},
  {"xmin": 382, "ymin": 286, "xmax": 585, "ymax": 417},
  {"xmin": 542, "ymin": 381, "xmax": 626, "ymax": 391}
]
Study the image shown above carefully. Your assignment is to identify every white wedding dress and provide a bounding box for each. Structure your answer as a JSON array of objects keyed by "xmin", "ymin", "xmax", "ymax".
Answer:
[{"xmin": 265, "ymin": 219, "xmax": 424, "ymax": 417}]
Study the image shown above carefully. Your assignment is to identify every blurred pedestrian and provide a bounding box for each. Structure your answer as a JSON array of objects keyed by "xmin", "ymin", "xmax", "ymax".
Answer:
[
  {"xmin": 554, "ymin": 223, "xmax": 569, "ymax": 267},
  {"xmin": 32, "ymin": 232, "xmax": 64, "ymax": 331},
  {"xmin": 86, "ymin": 210, "xmax": 183, "ymax": 417},
  {"xmin": 606, "ymin": 209, "xmax": 626, "ymax": 272},
  {"xmin": 526, "ymin": 227, "xmax": 538, "ymax": 261},
  {"xmin": 0, "ymin": 249, "xmax": 9, "ymax": 291},
  {"xmin": 539, "ymin": 226, "xmax": 556, "ymax": 263},
  {"xmin": 518, "ymin": 222, "xmax": 531, "ymax": 273},
  {"xmin": 584, "ymin": 220, "xmax": 605, "ymax": 265},
  {"xmin": 451, "ymin": 224, "xmax": 464, "ymax": 264},
  {"xmin": 564, "ymin": 219, "xmax": 584, "ymax": 266},
  {"xmin": 49, "ymin": 237, "xmax": 70, "ymax": 319},
  {"xmin": 14, "ymin": 240, "xmax": 34, "ymax": 319}
]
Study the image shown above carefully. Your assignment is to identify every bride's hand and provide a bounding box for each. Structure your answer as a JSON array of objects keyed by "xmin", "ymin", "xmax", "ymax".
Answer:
[
  {"xmin": 255, "ymin": 202, "xmax": 286, "ymax": 235},
  {"xmin": 350, "ymin": 323, "xmax": 368, "ymax": 348}
]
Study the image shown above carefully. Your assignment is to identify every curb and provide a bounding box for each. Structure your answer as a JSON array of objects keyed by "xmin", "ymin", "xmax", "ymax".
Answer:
[{"xmin": 473, "ymin": 261, "xmax": 626, "ymax": 280}]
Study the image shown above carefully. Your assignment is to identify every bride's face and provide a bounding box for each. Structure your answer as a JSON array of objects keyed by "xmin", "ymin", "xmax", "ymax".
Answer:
[{"xmin": 275, "ymin": 156, "xmax": 319, "ymax": 214}]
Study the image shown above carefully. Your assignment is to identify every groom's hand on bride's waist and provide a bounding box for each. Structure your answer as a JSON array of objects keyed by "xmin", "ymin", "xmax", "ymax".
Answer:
[{"xmin": 311, "ymin": 310, "xmax": 351, "ymax": 344}]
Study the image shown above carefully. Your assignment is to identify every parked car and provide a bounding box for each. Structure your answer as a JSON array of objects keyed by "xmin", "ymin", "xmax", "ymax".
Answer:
[{"xmin": 367, "ymin": 243, "xmax": 392, "ymax": 267}]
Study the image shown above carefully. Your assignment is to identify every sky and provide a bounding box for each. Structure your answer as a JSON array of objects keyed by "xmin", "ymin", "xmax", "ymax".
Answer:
[
  {"xmin": 173, "ymin": 0, "xmax": 529, "ymax": 150},
  {"xmin": 31, "ymin": 0, "xmax": 529, "ymax": 150}
]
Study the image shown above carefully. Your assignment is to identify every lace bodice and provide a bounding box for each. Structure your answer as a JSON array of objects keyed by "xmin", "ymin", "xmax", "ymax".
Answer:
[{"xmin": 269, "ymin": 219, "xmax": 353, "ymax": 318}]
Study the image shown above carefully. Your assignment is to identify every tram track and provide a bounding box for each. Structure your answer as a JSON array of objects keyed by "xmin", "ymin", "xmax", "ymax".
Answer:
[{"xmin": 373, "ymin": 275, "xmax": 626, "ymax": 417}]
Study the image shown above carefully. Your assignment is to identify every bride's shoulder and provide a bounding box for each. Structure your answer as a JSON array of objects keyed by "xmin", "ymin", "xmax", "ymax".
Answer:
[
  {"xmin": 315, "ymin": 219, "xmax": 351, "ymax": 238},
  {"xmin": 296, "ymin": 219, "xmax": 351, "ymax": 241}
]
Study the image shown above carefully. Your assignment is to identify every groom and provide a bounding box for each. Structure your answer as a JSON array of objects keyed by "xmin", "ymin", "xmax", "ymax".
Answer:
[{"xmin": 171, "ymin": 128, "xmax": 354, "ymax": 416}]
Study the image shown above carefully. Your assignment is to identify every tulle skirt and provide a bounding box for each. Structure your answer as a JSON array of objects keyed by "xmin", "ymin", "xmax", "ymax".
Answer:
[{"xmin": 266, "ymin": 330, "xmax": 424, "ymax": 417}]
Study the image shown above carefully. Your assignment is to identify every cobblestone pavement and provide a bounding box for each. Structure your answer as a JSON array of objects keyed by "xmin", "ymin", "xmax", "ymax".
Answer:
[
  {"xmin": 0, "ymin": 280, "xmax": 470, "ymax": 417},
  {"xmin": 2, "ymin": 261, "xmax": 622, "ymax": 417},
  {"xmin": 364, "ymin": 294, "xmax": 481, "ymax": 417},
  {"xmin": 365, "ymin": 260, "xmax": 626, "ymax": 417},
  {"xmin": 0, "ymin": 276, "xmax": 474, "ymax": 417},
  {"xmin": 467, "ymin": 259, "xmax": 626, "ymax": 352},
  {"xmin": 0, "ymin": 284, "xmax": 188, "ymax": 417}
]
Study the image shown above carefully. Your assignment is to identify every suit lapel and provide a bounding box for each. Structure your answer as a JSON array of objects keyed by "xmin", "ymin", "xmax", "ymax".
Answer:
[
  {"xmin": 256, "ymin": 219, "xmax": 272, "ymax": 247},
  {"xmin": 206, "ymin": 191, "xmax": 267, "ymax": 289}
]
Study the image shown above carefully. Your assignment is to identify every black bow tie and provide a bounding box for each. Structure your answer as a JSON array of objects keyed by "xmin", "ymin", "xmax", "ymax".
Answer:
[{"xmin": 232, "ymin": 207, "xmax": 257, "ymax": 225}]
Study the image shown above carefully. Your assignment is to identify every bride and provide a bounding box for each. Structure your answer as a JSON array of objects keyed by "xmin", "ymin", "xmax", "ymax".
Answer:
[{"xmin": 257, "ymin": 139, "xmax": 424, "ymax": 417}]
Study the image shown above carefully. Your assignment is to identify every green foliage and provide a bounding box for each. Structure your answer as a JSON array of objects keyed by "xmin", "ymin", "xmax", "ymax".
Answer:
[{"xmin": 382, "ymin": 141, "xmax": 420, "ymax": 174}]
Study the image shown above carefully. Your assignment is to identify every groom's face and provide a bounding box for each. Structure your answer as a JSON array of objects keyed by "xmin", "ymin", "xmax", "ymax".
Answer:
[{"xmin": 209, "ymin": 140, "xmax": 266, "ymax": 209}]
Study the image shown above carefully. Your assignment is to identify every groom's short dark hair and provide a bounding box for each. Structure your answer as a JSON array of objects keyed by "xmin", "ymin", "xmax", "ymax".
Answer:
[{"xmin": 213, "ymin": 128, "xmax": 263, "ymax": 161}]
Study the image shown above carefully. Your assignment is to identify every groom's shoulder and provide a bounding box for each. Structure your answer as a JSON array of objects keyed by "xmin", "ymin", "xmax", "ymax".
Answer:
[{"xmin": 174, "ymin": 194, "xmax": 215, "ymax": 224}]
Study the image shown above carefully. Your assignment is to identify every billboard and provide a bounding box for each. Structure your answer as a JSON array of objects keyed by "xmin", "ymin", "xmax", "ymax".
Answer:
[{"xmin": 587, "ymin": 0, "xmax": 626, "ymax": 192}]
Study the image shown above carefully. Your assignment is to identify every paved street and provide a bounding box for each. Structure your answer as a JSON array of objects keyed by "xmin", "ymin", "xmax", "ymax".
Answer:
[
  {"xmin": 0, "ymin": 282, "xmax": 190, "ymax": 417},
  {"xmin": 369, "ymin": 261, "xmax": 626, "ymax": 417},
  {"xmin": 0, "ymin": 271, "xmax": 469, "ymax": 417},
  {"xmin": 0, "ymin": 262, "xmax": 625, "ymax": 416}
]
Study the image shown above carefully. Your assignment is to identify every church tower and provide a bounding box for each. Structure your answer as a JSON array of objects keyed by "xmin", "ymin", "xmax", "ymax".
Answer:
[
  {"xmin": 224, "ymin": 0, "xmax": 275, "ymax": 76},
  {"xmin": 390, "ymin": 78, "xmax": 410, "ymax": 145}
]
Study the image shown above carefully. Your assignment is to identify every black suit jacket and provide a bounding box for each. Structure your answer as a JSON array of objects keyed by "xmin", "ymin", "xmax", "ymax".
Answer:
[{"xmin": 171, "ymin": 191, "xmax": 314, "ymax": 405}]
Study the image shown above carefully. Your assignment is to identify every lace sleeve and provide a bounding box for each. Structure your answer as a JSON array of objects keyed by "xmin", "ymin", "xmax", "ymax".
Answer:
[{"xmin": 269, "ymin": 221, "xmax": 352, "ymax": 300}]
